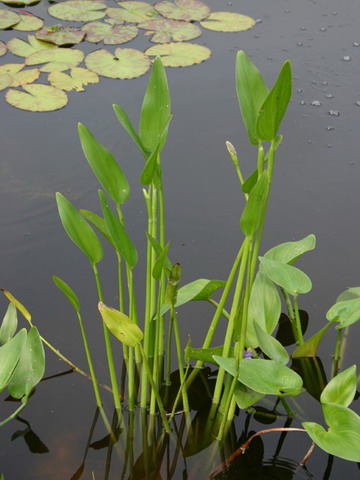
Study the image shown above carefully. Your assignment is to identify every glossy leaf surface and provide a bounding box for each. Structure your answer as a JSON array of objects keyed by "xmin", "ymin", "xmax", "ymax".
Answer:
[
  {"xmin": 201, "ymin": 12, "xmax": 255, "ymax": 32},
  {"xmin": 326, "ymin": 296, "xmax": 360, "ymax": 328},
  {"xmin": 320, "ymin": 365, "xmax": 357, "ymax": 407},
  {"xmin": 98, "ymin": 302, "xmax": 143, "ymax": 347},
  {"xmin": 0, "ymin": 303, "xmax": 17, "ymax": 346},
  {"xmin": 0, "ymin": 329, "xmax": 26, "ymax": 392},
  {"xmin": 259, "ymin": 257, "xmax": 312, "ymax": 295},
  {"xmin": 264, "ymin": 234, "xmax": 316, "ymax": 265}
]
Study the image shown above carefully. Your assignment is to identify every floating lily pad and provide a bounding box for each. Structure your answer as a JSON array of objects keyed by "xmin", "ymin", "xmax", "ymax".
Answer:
[
  {"xmin": 85, "ymin": 47, "xmax": 150, "ymax": 78},
  {"xmin": 106, "ymin": 1, "xmax": 158, "ymax": 24},
  {"xmin": 0, "ymin": 40, "xmax": 6, "ymax": 56},
  {"xmin": 200, "ymin": 12, "xmax": 256, "ymax": 32},
  {"xmin": 12, "ymin": 13, "xmax": 43, "ymax": 31},
  {"xmin": 139, "ymin": 18, "xmax": 201, "ymax": 43},
  {"xmin": 7, "ymin": 34, "xmax": 56, "ymax": 57},
  {"xmin": 0, "ymin": 63, "xmax": 39, "ymax": 90},
  {"xmin": 36, "ymin": 25, "xmax": 85, "ymax": 46},
  {"xmin": 154, "ymin": 0, "xmax": 210, "ymax": 22},
  {"xmin": 145, "ymin": 42, "xmax": 211, "ymax": 67},
  {"xmin": 48, "ymin": 1, "xmax": 106, "ymax": 22},
  {"xmin": 82, "ymin": 20, "xmax": 138, "ymax": 44},
  {"xmin": 1, "ymin": 0, "xmax": 40, "ymax": 5},
  {"xmin": 48, "ymin": 67, "xmax": 99, "ymax": 91},
  {"xmin": 25, "ymin": 47, "xmax": 84, "ymax": 72},
  {"xmin": 0, "ymin": 8, "xmax": 19, "ymax": 29},
  {"xmin": 5, "ymin": 84, "xmax": 68, "ymax": 112}
]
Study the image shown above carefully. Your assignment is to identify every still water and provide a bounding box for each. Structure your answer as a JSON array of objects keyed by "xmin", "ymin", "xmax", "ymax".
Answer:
[{"xmin": 0, "ymin": 0, "xmax": 359, "ymax": 478}]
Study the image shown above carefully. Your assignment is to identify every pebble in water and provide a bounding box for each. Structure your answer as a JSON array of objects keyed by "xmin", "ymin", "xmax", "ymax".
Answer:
[
  {"xmin": 320, "ymin": 27, "xmax": 327, "ymax": 32},
  {"xmin": 328, "ymin": 110, "xmax": 340, "ymax": 116},
  {"xmin": 311, "ymin": 100, "xmax": 322, "ymax": 107},
  {"xmin": 299, "ymin": 100, "xmax": 306, "ymax": 105}
]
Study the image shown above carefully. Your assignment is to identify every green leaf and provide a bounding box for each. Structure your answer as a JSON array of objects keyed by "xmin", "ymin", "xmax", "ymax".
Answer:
[
  {"xmin": 98, "ymin": 190, "xmax": 138, "ymax": 268},
  {"xmin": 264, "ymin": 234, "xmax": 316, "ymax": 265},
  {"xmin": 213, "ymin": 356, "xmax": 303, "ymax": 396},
  {"xmin": 336, "ymin": 286, "xmax": 360, "ymax": 302},
  {"xmin": 1, "ymin": 290, "xmax": 31, "ymax": 322},
  {"xmin": 234, "ymin": 382, "xmax": 264, "ymax": 409},
  {"xmin": 240, "ymin": 171, "xmax": 268, "ymax": 237},
  {"xmin": 106, "ymin": 2, "xmax": 158, "ymax": 24},
  {"xmin": 292, "ymin": 320, "xmax": 335, "ymax": 358},
  {"xmin": 185, "ymin": 344, "xmax": 233, "ymax": 365},
  {"xmin": 201, "ymin": 12, "xmax": 256, "ymax": 32},
  {"xmin": 5, "ymin": 84, "xmax": 68, "ymax": 112},
  {"xmin": 165, "ymin": 263, "xmax": 181, "ymax": 305},
  {"xmin": 152, "ymin": 243, "xmax": 170, "ymax": 279},
  {"xmin": 25, "ymin": 47, "xmax": 84, "ymax": 72},
  {"xmin": 48, "ymin": 1, "xmax": 106, "ymax": 22},
  {"xmin": 0, "ymin": 63, "xmax": 40, "ymax": 90},
  {"xmin": 145, "ymin": 42, "xmax": 211, "ymax": 67},
  {"xmin": 113, "ymin": 104, "xmax": 148, "ymax": 158},
  {"xmin": 1, "ymin": 0, "xmax": 40, "ymax": 5},
  {"xmin": 235, "ymin": 51, "xmax": 269, "ymax": 145},
  {"xmin": 155, "ymin": 0, "xmax": 210, "ymax": 21},
  {"xmin": 82, "ymin": 20, "xmax": 138, "ymax": 45},
  {"xmin": 98, "ymin": 302, "xmax": 143, "ymax": 347},
  {"xmin": 320, "ymin": 365, "xmax": 357, "ymax": 407},
  {"xmin": 85, "ymin": 47, "xmax": 150, "ymax": 79},
  {"xmin": 256, "ymin": 60, "xmax": 292, "ymax": 141},
  {"xmin": 0, "ymin": 303, "xmax": 18, "ymax": 346},
  {"xmin": 254, "ymin": 322, "xmax": 289, "ymax": 365},
  {"xmin": 78, "ymin": 123, "xmax": 130, "ymax": 205},
  {"xmin": 246, "ymin": 271, "xmax": 281, "ymax": 348},
  {"xmin": 80, "ymin": 209, "xmax": 114, "ymax": 247},
  {"xmin": 7, "ymin": 35, "xmax": 56, "ymax": 58},
  {"xmin": 52, "ymin": 276, "xmax": 80, "ymax": 313},
  {"xmin": 0, "ymin": 8, "xmax": 19, "ymax": 30},
  {"xmin": 56, "ymin": 192, "xmax": 103, "ymax": 265},
  {"xmin": 12, "ymin": 14, "xmax": 43, "ymax": 32},
  {"xmin": 35, "ymin": 25, "xmax": 85, "ymax": 46},
  {"xmin": 139, "ymin": 18, "xmax": 202, "ymax": 43},
  {"xmin": 259, "ymin": 257, "xmax": 312, "ymax": 296},
  {"xmin": 242, "ymin": 169, "xmax": 258, "ymax": 193},
  {"xmin": 0, "ymin": 329, "xmax": 27, "ymax": 393},
  {"xmin": 48, "ymin": 67, "xmax": 99, "ymax": 92},
  {"xmin": 303, "ymin": 404, "xmax": 360, "ymax": 462},
  {"xmin": 7, "ymin": 326, "xmax": 45, "ymax": 399},
  {"xmin": 326, "ymin": 297, "xmax": 360, "ymax": 328},
  {"xmin": 146, "ymin": 232, "xmax": 172, "ymax": 272}
]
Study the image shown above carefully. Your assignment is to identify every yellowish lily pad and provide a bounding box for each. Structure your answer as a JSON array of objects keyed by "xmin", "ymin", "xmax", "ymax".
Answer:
[
  {"xmin": 0, "ymin": 8, "xmax": 19, "ymax": 29},
  {"xmin": 200, "ymin": 12, "xmax": 256, "ymax": 32},
  {"xmin": 0, "ymin": 63, "xmax": 39, "ymax": 90},
  {"xmin": 139, "ymin": 18, "xmax": 201, "ymax": 43},
  {"xmin": 154, "ymin": 0, "xmax": 210, "ymax": 22},
  {"xmin": 5, "ymin": 84, "xmax": 68, "ymax": 112},
  {"xmin": 106, "ymin": 2, "xmax": 158, "ymax": 24},
  {"xmin": 35, "ymin": 25, "xmax": 85, "ymax": 46},
  {"xmin": 7, "ymin": 34, "xmax": 57, "ymax": 57},
  {"xmin": 12, "ymin": 13, "xmax": 43, "ymax": 31},
  {"xmin": 48, "ymin": 67, "xmax": 99, "ymax": 91},
  {"xmin": 85, "ymin": 47, "xmax": 150, "ymax": 78},
  {"xmin": 25, "ymin": 47, "xmax": 84, "ymax": 72},
  {"xmin": 145, "ymin": 42, "xmax": 211, "ymax": 67},
  {"xmin": 0, "ymin": 40, "xmax": 6, "ymax": 56},
  {"xmin": 82, "ymin": 20, "xmax": 138, "ymax": 44},
  {"xmin": 1, "ymin": 0, "xmax": 40, "ymax": 5},
  {"xmin": 48, "ymin": 0, "xmax": 106, "ymax": 22}
]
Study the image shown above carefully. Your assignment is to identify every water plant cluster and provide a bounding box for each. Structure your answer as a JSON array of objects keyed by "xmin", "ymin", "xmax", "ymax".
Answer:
[{"xmin": 0, "ymin": 0, "xmax": 255, "ymax": 111}]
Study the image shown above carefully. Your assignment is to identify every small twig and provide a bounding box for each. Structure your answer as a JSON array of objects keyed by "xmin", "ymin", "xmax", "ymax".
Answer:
[{"xmin": 299, "ymin": 441, "xmax": 315, "ymax": 466}]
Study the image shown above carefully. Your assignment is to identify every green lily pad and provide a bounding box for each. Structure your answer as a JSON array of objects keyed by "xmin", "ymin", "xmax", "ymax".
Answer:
[
  {"xmin": 12, "ymin": 13, "xmax": 43, "ymax": 31},
  {"xmin": 48, "ymin": 67, "xmax": 99, "ymax": 91},
  {"xmin": 35, "ymin": 25, "xmax": 85, "ymax": 46},
  {"xmin": 0, "ymin": 40, "xmax": 6, "ymax": 56},
  {"xmin": 0, "ymin": 63, "xmax": 39, "ymax": 90},
  {"xmin": 7, "ymin": 34, "xmax": 56, "ymax": 57},
  {"xmin": 25, "ymin": 47, "xmax": 84, "ymax": 72},
  {"xmin": 1, "ymin": 0, "xmax": 40, "ymax": 5},
  {"xmin": 85, "ymin": 47, "xmax": 150, "ymax": 79},
  {"xmin": 201, "ymin": 12, "xmax": 256, "ymax": 32},
  {"xmin": 106, "ymin": 2, "xmax": 158, "ymax": 24},
  {"xmin": 155, "ymin": 0, "xmax": 210, "ymax": 22},
  {"xmin": 0, "ymin": 8, "xmax": 19, "ymax": 29},
  {"xmin": 48, "ymin": 0, "xmax": 106, "ymax": 22},
  {"xmin": 82, "ymin": 20, "xmax": 138, "ymax": 44},
  {"xmin": 139, "ymin": 18, "xmax": 201, "ymax": 43},
  {"xmin": 5, "ymin": 84, "xmax": 68, "ymax": 112},
  {"xmin": 145, "ymin": 42, "xmax": 211, "ymax": 67}
]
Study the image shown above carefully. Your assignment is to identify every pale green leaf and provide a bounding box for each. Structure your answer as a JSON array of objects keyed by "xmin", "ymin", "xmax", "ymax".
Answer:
[
  {"xmin": 106, "ymin": 2, "xmax": 158, "ymax": 24},
  {"xmin": 12, "ymin": 14, "xmax": 43, "ymax": 32},
  {"xmin": 145, "ymin": 42, "xmax": 211, "ymax": 67},
  {"xmin": 254, "ymin": 322, "xmax": 289, "ymax": 365},
  {"xmin": 201, "ymin": 12, "xmax": 256, "ymax": 32},
  {"xmin": 1, "ymin": 0, "xmax": 40, "ymax": 5},
  {"xmin": 234, "ymin": 382, "xmax": 264, "ymax": 409},
  {"xmin": 0, "ymin": 329, "xmax": 27, "ymax": 392},
  {"xmin": 6, "ymin": 84, "xmax": 68, "ymax": 112},
  {"xmin": 82, "ymin": 20, "xmax": 138, "ymax": 44},
  {"xmin": 259, "ymin": 257, "xmax": 312, "ymax": 296},
  {"xmin": 264, "ymin": 234, "xmax": 316, "ymax": 265},
  {"xmin": 155, "ymin": 0, "xmax": 210, "ymax": 22},
  {"xmin": 0, "ymin": 8, "xmax": 19, "ymax": 29},
  {"xmin": 98, "ymin": 302, "xmax": 143, "ymax": 347},
  {"xmin": 52, "ymin": 276, "xmax": 80, "ymax": 313},
  {"xmin": 25, "ymin": 47, "xmax": 84, "ymax": 72},
  {"xmin": 336, "ymin": 286, "xmax": 360, "ymax": 302},
  {"xmin": 139, "ymin": 18, "xmax": 202, "ymax": 43},
  {"xmin": 320, "ymin": 365, "xmax": 357, "ymax": 407},
  {"xmin": 35, "ymin": 25, "xmax": 85, "ymax": 46},
  {"xmin": 7, "ymin": 35, "xmax": 56, "ymax": 57},
  {"xmin": 48, "ymin": 67, "xmax": 99, "ymax": 92},
  {"xmin": 48, "ymin": 1, "xmax": 106, "ymax": 22},
  {"xmin": 85, "ymin": 47, "xmax": 150, "ymax": 79},
  {"xmin": 0, "ymin": 63, "xmax": 39, "ymax": 90},
  {"xmin": 326, "ymin": 297, "xmax": 360, "ymax": 328},
  {"xmin": 240, "ymin": 171, "xmax": 268, "ymax": 237},
  {"xmin": 0, "ymin": 303, "xmax": 18, "ymax": 346},
  {"xmin": 80, "ymin": 209, "xmax": 114, "ymax": 247}
]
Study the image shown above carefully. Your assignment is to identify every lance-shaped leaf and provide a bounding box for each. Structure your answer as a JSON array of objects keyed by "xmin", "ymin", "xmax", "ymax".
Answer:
[
  {"xmin": 155, "ymin": 0, "xmax": 210, "ymax": 22},
  {"xmin": 234, "ymin": 382, "xmax": 264, "ymax": 409},
  {"xmin": 0, "ymin": 303, "xmax": 18, "ymax": 346},
  {"xmin": 0, "ymin": 329, "xmax": 27, "ymax": 392},
  {"xmin": 235, "ymin": 51, "xmax": 269, "ymax": 145},
  {"xmin": 106, "ymin": 2, "xmax": 158, "ymax": 24},
  {"xmin": 320, "ymin": 365, "xmax": 357, "ymax": 407},
  {"xmin": 98, "ymin": 190, "xmax": 138, "ymax": 268},
  {"xmin": 0, "ymin": 8, "xmax": 19, "ymax": 29},
  {"xmin": 7, "ymin": 35, "xmax": 56, "ymax": 57},
  {"xmin": 213, "ymin": 356, "xmax": 303, "ymax": 396},
  {"xmin": 78, "ymin": 123, "xmax": 130, "ymax": 205},
  {"xmin": 201, "ymin": 12, "xmax": 256, "ymax": 32},
  {"xmin": 292, "ymin": 319, "xmax": 336, "ymax": 358},
  {"xmin": 52, "ymin": 276, "xmax": 80, "ymax": 313},
  {"xmin": 80, "ymin": 209, "xmax": 114, "ymax": 247},
  {"xmin": 264, "ymin": 234, "xmax": 316, "ymax": 265},
  {"xmin": 82, "ymin": 20, "xmax": 138, "ymax": 44},
  {"xmin": 240, "ymin": 171, "xmax": 268, "ymax": 237},
  {"xmin": 48, "ymin": 67, "xmax": 99, "ymax": 92},
  {"xmin": 113, "ymin": 104, "xmax": 148, "ymax": 158},
  {"xmin": 139, "ymin": 18, "xmax": 202, "ymax": 43},
  {"xmin": 254, "ymin": 322, "xmax": 289, "ymax": 365},
  {"xmin": 326, "ymin": 296, "xmax": 360, "ymax": 328},
  {"xmin": 303, "ymin": 404, "xmax": 360, "ymax": 462},
  {"xmin": 152, "ymin": 242, "xmax": 170, "ymax": 279},
  {"xmin": 185, "ymin": 344, "xmax": 234, "ymax": 365},
  {"xmin": 98, "ymin": 302, "xmax": 143, "ymax": 347},
  {"xmin": 12, "ymin": 14, "xmax": 43, "ymax": 32},
  {"xmin": 1, "ymin": 289, "xmax": 31, "ymax": 323},
  {"xmin": 259, "ymin": 257, "xmax": 312, "ymax": 296},
  {"xmin": 48, "ymin": 1, "xmax": 106, "ymax": 22},
  {"xmin": 7, "ymin": 326, "xmax": 45, "ymax": 399},
  {"xmin": 5, "ymin": 84, "xmax": 68, "ymax": 112},
  {"xmin": 56, "ymin": 192, "xmax": 103, "ymax": 265},
  {"xmin": 145, "ymin": 42, "xmax": 211, "ymax": 67},
  {"xmin": 85, "ymin": 47, "xmax": 150, "ymax": 79},
  {"xmin": 256, "ymin": 60, "xmax": 292, "ymax": 141},
  {"xmin": 146, "ymin": 232, "xmax": 172, "ymax": 272}
]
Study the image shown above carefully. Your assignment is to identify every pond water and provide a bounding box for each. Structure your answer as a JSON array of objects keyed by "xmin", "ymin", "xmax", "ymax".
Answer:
[{"xmin": 0, "ymin": 0, "xmax": 360, "ymax": 478}]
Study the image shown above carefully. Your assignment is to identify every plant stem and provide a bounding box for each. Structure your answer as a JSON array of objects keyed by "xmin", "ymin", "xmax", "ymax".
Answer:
[
  {"xmin": 293, "ymin": 295, "xmax": 304, "ymax": 345},
  {"xmin": 171, "ymin": 304, "xmax": 189, "ymax": 412},
  {"xmin": 332, "ymin": 328, "xmax": 343, "ymax": 377}
]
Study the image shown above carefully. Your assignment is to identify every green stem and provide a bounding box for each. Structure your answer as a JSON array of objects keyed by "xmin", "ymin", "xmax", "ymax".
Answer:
[
  {"xmin": 293, "ymin": 296, "xmax": 304, "ymax": 345},
  {"xmin": 0, "ymin": 396, "xmax": 28, "ymax": 427},
  {"xmin": 332, "ymin": 328, "xmax": 343, "ymax": 377},
  {"xmin": 207, "ymin": 299, "xmax": 230, "ymax": 320},
  {"xmin": 171, "ymin": 304, "xmax": 190, "ymax": 412}
]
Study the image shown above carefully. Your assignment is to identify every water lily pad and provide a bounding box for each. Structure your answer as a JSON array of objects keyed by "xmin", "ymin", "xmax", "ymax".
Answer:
[
  {"xmin": 106, "ymin": 2, "xmax": 157, "ymax": 24},
  {"xmin": 25, "ymin": 47, "xmax": 84, "ymax": 72},
  {"xmin": 7, "ymin": 34, "xmax": 56, "ymax": 57},
  {"xmin": 0, "ymin": 8, "xmax": 19, "ymax": 29},
  {"xmin": 0, "ymin": 40, "xmax": 6, "ymax": 56},
  {"xmin": 12, "ymin": 13, "xmax": 43, "ymax": 31},
  {"xmin": 48, "ymin": 0, "xmax": 106, "ymax": 22},
  {"xmin": 35, "ymin": 25, "xmax": 85, "ymax": 46},
  {"xmin": 48, "ymin": 67, "xmax": 99, "ymax": 91},
  {"xmin": 1, "ymin": 0, "xmax": 40, "ymax": 5},
  {"xmin": 85, "ymin": 47, "xmax": 150, "ymax": 78},
  {"xmin": 0, "ymin": 63, "xmax": 39, "ymax": 90},
  {"xmin": 5, "ymin": 84, "xmax": 68, "ymax": 111},
  {"xmin": 139, "ymin": 18, "xmax": 201, "ymax": 43},
  {"xmin": 155, "ymin": 0, "xmax": 210, "ymax": 22},
  {"xmin": 201, "ymin": 12, "xmax": 256, "ymax": 32},
  {"xmin": 82, "ymin": 20, "xmax": 138, "ymax": 44},
  {"xmin": 145, "ymin": 42, "xmax": 211, "ymax": 67}
]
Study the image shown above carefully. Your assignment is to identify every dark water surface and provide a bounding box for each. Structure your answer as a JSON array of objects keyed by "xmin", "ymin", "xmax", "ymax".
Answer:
[{"xmin": 1, "ymin": 0, "xmax": 360, "ymax": 478}]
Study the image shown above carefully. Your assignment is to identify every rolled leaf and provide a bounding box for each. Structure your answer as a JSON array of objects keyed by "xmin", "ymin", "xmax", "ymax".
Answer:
[
  {"xmin": 240, "ymin": 171, "xmax": 268, "ymax": 237},
  {"xmin": 1, "ymin": 289, "xmax": 31, "ymax": 322},
  {"xmin": 165, "ymin": 263, "xmax": 181, "ymax": 305},
  {"xmin": 98, "ymin": 302, "xmax": 143, "ymax": 347}
]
